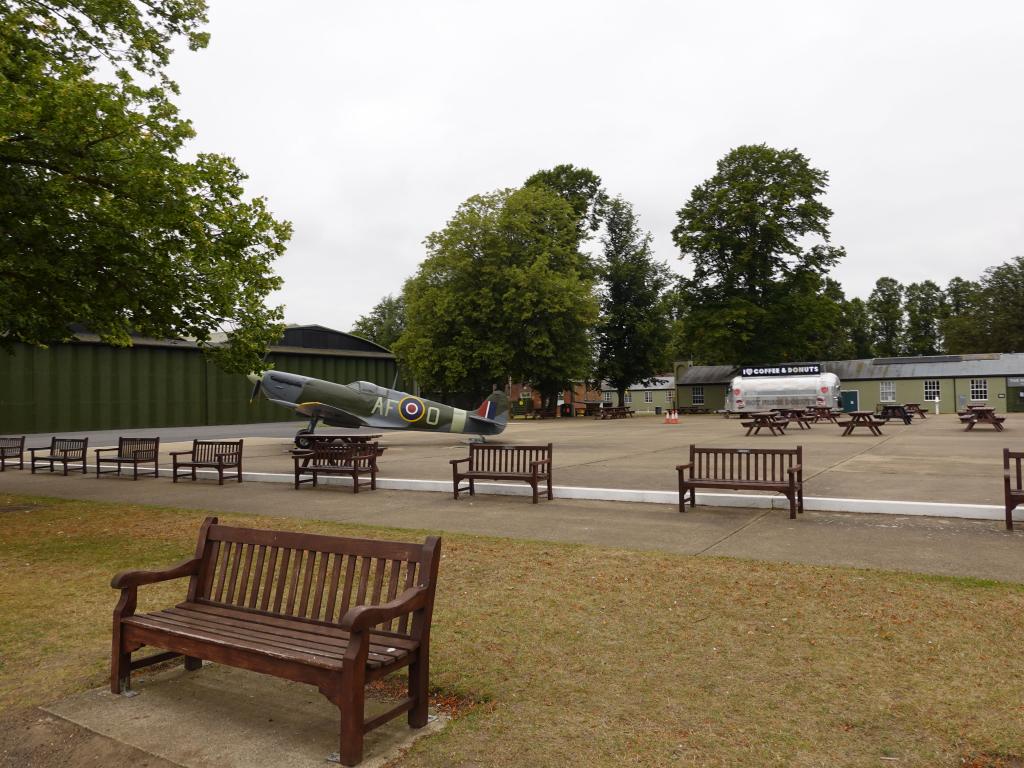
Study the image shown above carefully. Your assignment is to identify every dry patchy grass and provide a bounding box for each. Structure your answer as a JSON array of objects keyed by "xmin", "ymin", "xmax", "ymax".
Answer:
[{"xmin": 1, "ymin": 493, "xmax": 1022, "ymax": 767}]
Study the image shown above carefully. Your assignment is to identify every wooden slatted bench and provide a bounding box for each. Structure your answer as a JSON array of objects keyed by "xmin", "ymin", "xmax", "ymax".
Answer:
[
  {"xmin": 450, "ymin": 442, "xmax": 553, "ymax": 503},
  {"xmin": 0, "ymin": 436, "xmax": 25, "ymax": 471},
  {"xmin": 677, "ymin": 445, "xmax": 804, "ymax": 519},
  {"xmin": 29, "ymin": 436, "xmax": 88, "ymax": 475},
  {"xmin": 110, "ymin": 517, "xmax": 441, "ymax": 766},
  {"xmin": 171, "ymin": 439, "xmax": 243, "ymax": 484},
  {"xmin": 1005, "ymin": 448, "xmax": 1023, "ymax": 531},
  {"xmin": 292, "ymin": 443, "xmax": 378, "ymax": 492},
  {"xmin": 95, "ymin": 437, "xmax": 160, "ymax": 480}
]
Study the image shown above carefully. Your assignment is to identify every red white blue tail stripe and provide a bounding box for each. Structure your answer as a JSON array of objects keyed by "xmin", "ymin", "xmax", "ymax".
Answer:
[{"xmin": 476, "ymin": 398, "xmax": 497, "ymax": 420}]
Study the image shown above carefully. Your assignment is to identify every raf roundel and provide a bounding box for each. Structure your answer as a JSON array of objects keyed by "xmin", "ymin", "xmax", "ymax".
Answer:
[{"xmin": 398, "ymin": 396, "xmax": 426, "ymax": 423}]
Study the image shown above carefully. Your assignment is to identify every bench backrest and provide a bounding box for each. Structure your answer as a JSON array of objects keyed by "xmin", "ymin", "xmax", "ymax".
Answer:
[
  {"xmin": 468, "ymin": 443, "xmax": 552, "ymax": 473},
  {"xmin": 689, "ymin": 445, "xmax": 802, "ymax": 482},
  {"xmin": 192, "ymin": 439, "xmax": 242, "ymax": 462},
  {"xmin": 303, "ymin": 443, "xmax": 377, "ymax": 467},
  {"xmin": 0, "ymin": 436, "xmax": 24, "ymax": 454},
  {"xmin": 1006, "ymin": 449, "xmax": 1024, "ymax": 492},
  {"xmin": 50, "ymin": 437, "xmax": 87, "ymax": 457},
  {"xmin": 187, "ymin": 518, "xmax": 440, "ymax": 638},
  {"xmin": 118, "ymin": 437, "xmax": 159, "ymax": 459}
]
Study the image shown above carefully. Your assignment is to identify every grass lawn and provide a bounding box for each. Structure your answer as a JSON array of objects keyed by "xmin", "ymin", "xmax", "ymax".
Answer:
[{"xmin": 1, "ymin": 493, "xmax": 1023, "ymax": 767}]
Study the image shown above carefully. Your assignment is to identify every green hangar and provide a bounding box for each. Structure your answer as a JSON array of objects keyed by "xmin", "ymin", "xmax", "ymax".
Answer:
[
  {"xmin": 675, "ymin": 353, "xmax": 1024, "ymax": 414},
  {"xmin": 0, "ymin": 325, "xmax": 399, "ymax": 434}
]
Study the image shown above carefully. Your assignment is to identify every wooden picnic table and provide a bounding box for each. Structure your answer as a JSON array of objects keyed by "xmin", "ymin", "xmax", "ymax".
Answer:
[
  {"xmin": 838, "ymin": 411, "xmax": 885, "ymax": 436},
  {"xmin": 958, "ymin": 406, "xmax": 1006, "ymax": 432},
  {"xmin": 903, "ymin": 403, "xmax": 927, "ymax": 419},
  {"xmin": 772, "ymin": 408, "xmax": 814, "ymax": 430},
  {"xmin": 741, "ymin": 412, "xmax": 789, "ymax": 436},
  {"xmin": 877, "ymin": 404, "xmax": 913, "ymax": 424},
  {"xmin": 595, "ymin": 406, "xmax": 634, "ymax": 420},
  {"xmin": 574, "ymin": 401, "xmax": 604, "ymax": 417},
  {"xmin": 806, "ymin": 406, "xmax": 842, "ymax": 423}
]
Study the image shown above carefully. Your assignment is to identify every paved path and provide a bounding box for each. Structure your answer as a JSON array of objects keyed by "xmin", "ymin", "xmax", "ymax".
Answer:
[{"xmin": 3, "ymin": 468, "xmax": 1022, "ymax": 583}]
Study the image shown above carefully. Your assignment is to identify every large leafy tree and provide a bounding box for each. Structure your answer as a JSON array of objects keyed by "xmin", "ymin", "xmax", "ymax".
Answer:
[
  {"xmin": 671, "ymin": 144, "xmax": 845, "ymax": 364},
  {"xmin": 351, "ymin": 294, "xmax": 405, "ymax": 350},
  {"xmin": 978, "ymin": 256, "xmax": 1024, "ymax": 353},
  {"xmin": 395, "ymin": 186, "xmax": 598, "ymax": 402},
  {"xmin": 0, "ymin": 1, "xmax": 291, "ymax": 373},
  {"xmin": 842, "ymin": 297, "xmax": 874, "ymax": 359},
  {"xmin": 941, "ymin": 276, "xmax": 985, "ymax": 353},
  {"xmin": 902, "ymin": 280, "xmax": 947, "ymax": 356},
  {"xmin": 867, "ymin": 277, "xmax": 905, "ymax": 357},
  {"xmin": 594, "ymin": 196, "xmax": 672, "ymax": 406}
]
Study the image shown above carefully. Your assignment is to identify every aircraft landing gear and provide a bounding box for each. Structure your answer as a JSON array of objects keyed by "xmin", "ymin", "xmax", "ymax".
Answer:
[{"xmin": 295, "ymin": 416, "xmax": 319, "ymax": 449}]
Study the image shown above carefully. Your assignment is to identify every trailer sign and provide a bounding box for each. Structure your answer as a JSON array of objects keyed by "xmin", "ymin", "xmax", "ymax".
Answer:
[{"xmin": 741, "ymin": 364, "xmax": 822, "ymax": 377}]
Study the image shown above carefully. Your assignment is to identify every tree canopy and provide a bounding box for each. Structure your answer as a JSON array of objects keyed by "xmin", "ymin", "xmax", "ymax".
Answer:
[
  {"xmin": 0, "ymin": 0, "xmax": 290, "ymax": 373},
  {"xmin": 867, "ymin": 277, "xmax": 905, "ymax": 357},
  {"xmin": 351, "ymin": 294, "xmax": 405, "ymax": 351},
  {"xmin": 394, "ymin": 185, "xmax": 598, "ymax": 401},
  {"xmin": 671, "ymin": 144, "xmax": 845, "ymax": 364},
  {"xmin": 524, "ymin": 164, "xmax": 607, "ymax": 241},
  {"xmin": 594, "ymin": 196, "xmax": 672, "ymax": 405}
]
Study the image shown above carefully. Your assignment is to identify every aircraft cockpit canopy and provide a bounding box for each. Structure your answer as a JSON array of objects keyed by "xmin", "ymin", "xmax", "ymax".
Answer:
[{"xmin": 351, "ymin": 380, "xmax": 388, "ymax": 395}]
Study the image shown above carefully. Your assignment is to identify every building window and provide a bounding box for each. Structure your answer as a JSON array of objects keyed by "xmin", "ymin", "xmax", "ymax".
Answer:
[
  {"xmin": 624, "ymin": 392, "xmax": 632, "ymax": 404},
  {"xmin": 692, "ymin": 386, "xmax": 704, "ymax": 405},
  {"xmin": 879, "ymin": 381, "xmax": 895, "ymax": 402},
  {"xmin": 970, "ymin": 379, "xmax": 988, "ymax": 400},
  {"xmin": 666, "ymin": 389, "xmax": 674, "ymax": 403},
  {"xmin": 644, "ymin": 391, "xmax": 654, "ymax": 403},
  {"xmin": 924, "ymin": 379, "xmax": 940, "ymax": 401},
  {"xmin": 603, "ymin": 391, "xmax": 613, "ymax": 403}
]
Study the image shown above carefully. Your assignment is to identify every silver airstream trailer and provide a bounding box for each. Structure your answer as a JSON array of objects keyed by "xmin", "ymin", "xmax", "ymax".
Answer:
[{"xmin": 726, "ymin": 369, "xmax": 841, "ymax": 412}]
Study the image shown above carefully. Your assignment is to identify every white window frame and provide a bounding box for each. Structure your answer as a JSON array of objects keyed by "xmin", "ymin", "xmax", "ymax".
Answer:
[
  {"xmin": 692, "ymin": 386, "xmax": 705, "ymax": 405},
  {"xmin": 970, "ymin": 379, "xmax": 988, "ymax": 400},
  {"xmin": 624, "ymin": 391, "xmax": 632, "ymax": 404},
  {"xmin": 923, "ymin": 379, "xmax": 940, "ymax": 401},
  {"xmin": 644, "ymin": 391, "xmax": 654, "ymax": 403},
  {"xmin": 666, "ymin": 389, "xmax": 674, "ymax": 403},
  {"xmin": 879, "ymin": 381, "xmax": 895, "ymax": 402},
  {"xmin": 602, "ymin": 391, "xmax": 613, "ymax": 403}
]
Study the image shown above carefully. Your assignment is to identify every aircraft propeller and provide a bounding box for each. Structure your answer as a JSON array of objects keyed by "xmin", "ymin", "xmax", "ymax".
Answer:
[{"xmin": 247, "ymin": 373, "xmax": 262, "ymax": 404}]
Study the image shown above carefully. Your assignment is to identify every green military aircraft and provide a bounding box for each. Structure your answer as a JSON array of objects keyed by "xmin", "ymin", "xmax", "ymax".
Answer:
[{"xmin": 248, "ymin": 370, "xmax": 509, "ymax": 446}]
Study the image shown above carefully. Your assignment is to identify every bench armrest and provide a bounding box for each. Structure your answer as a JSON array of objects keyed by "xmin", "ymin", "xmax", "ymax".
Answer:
[
  {"xmin": 787, "ymin": 464, "xmax": 803, "ymax": 475},
  {"xmin": 94, "ymin": 447, "xmax": 120, "ymax": 455},
  {"xmin": 530, "ymin": 459, "xmax": 550, "ymax": 469},
  {"xmin": 111, "ymin": 557, "xmax": 202, "ymax": 589},
  {"xmin": 339, "ymin": 586, "xmax": 429, "ymax": 632},
  {"xmin": 449, "ymin": 457, "xmax": 470, "ymax": 466},
  {"xmin": 168, "ymin": 450, "xmax": 194, "ymax": 457},
  {"xmin": 676, "ymin": 462, "xmax": 693, "ymax": 472}
]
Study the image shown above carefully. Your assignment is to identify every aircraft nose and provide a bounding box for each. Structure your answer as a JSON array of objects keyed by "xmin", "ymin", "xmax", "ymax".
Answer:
[{"xmin": 262, "ymin": 371, "xmax": 308, "ymax": 404}]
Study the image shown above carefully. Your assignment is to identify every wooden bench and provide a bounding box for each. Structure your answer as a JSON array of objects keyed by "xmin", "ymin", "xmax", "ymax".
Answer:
[
  {"xmin": 171, "ymin": 439, "xmax": 243, "ymax": 484},
  {"xmin": 1004, "ymin": 449, "xmax": 1023, "ymax": 531},
  {"xmin": 95, "ymin": 437, "xmax": 160, "ymax": 480},
  {"xmin": 293, "ymin": 443, "xmax": 378, "ymax": 492},
  {"xmin": 29, "ymin": 437, "xmax": 88, "ymax": 475},
  {"xmin": 0, "ymin": 436, "xmax": 25, "ymax": 471},
  {"xmin": 677, "ymin": 445, "xmax": 804, "ymax": 519},
  {"xmin": 110, "ymin": 518, "xmax": 441, "ymax": 766},
  {"xmin": 450, "ymin": 443, "xmax": 552, "ymax": 503}
]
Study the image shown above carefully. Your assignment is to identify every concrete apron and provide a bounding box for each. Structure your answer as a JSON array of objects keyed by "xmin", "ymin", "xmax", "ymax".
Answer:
[
  {"xmin": 168, "ymin": 465, "xmax": 1007, "ymax": 522},
  {"xmin": 42, "ymin": 664, "xmax": 446, "ymax": 768}
]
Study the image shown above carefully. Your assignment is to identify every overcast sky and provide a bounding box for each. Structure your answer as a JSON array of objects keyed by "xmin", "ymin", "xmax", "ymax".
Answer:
[{"xmin": 167, "ymin": 1, "xmax": 1024, "ymax": 332}]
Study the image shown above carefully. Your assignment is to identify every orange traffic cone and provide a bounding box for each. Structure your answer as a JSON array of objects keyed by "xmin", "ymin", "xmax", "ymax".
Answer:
[
  {"xmin": 664, "ymin": 409, "xmax": 672, "ymax": 424},
  {"xmin": 671, "ymin": 409, "xmax": 679, "ymax": 424}
]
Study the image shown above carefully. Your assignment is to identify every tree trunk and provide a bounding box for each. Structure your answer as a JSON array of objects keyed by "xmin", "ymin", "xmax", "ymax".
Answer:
[{"xmin": 617, "ymin": 388, "xmax": 625, "ymax": 407}]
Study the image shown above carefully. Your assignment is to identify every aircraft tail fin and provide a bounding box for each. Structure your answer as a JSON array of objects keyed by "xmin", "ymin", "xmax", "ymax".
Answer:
[{"xmin": 476, "ymin": 391, "xmax": 509, "ymax": 425}]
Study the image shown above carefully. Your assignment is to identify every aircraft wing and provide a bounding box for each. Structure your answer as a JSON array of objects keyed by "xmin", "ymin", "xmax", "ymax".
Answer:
[
  {"xmin": 465, "ymin": 413, "xmax": 506, "ymax": 435},
  {"xmin": 272, "ymin": 399, "xmax": 366, "ymax": 429}
]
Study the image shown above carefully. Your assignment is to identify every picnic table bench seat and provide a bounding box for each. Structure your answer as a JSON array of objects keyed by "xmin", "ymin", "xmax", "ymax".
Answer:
[
  {"xmin": 0, "ymin": 436, "xmax": 25, "ymax": 471},
  {"xmin": 1004, "ymin": 449, "xmax": 1023, "ymax": 530},
  {"xmin": 171, "ymin": 439, "xmax": 243, "ymax": 484},
  {"xmin": 29, "ymin": 437, "xmax": 88, "ymax": 475},
  {"xmin": 111, "ymin": 518, "xmax": 442, "ymax": 766},
  {"xmin": 677, "ymin": 445, "xmax": 804, "ymax": 519},
  {"xmin": 451, "ymin": 442, "xmax": 552, "ymax": 503},
  {"xmin": 292, "ymin": 443, "xmax": 379, "ymax": 492},
  {"xmin": 95, "ymin": 437, "xmax": 160, "ymax": 479}
]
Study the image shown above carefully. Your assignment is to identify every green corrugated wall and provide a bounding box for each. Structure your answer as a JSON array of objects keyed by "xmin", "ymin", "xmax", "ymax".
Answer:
[{"xmin": 0, "ymin": 343, "xmax": 399, "ymax": 433}]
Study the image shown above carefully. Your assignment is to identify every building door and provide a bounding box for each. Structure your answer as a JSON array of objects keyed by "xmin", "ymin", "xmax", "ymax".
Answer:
[
  {"xmin": 840, "ymin": 390, "xmax": 859, "ymax": 412},
  {"xmin": 1008, "ymin": 386, "xmax": 1024, "ymax": 412}
]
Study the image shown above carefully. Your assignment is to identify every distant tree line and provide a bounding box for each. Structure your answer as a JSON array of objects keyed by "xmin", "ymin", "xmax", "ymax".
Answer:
[{"xmin": 354, "ymin": 146, "xmax": 1024, "ymax": 403}]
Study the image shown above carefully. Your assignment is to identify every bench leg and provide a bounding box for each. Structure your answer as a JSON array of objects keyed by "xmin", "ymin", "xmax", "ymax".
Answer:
[
  {"xmin": 408, "ymin": 651, "xmax": 429, "ymax": 728},
  {"xmin": 531, "ymin": 480, "xmax": 538, "ymax": 504},
  {"xmin": 469, "ymin": 479, "xmax": 475, "ymax": 496},
  {"xmin": 184, "ymin": 656, "xmax": 203, "ymax": 672},
  {"xmin": 337, "ymin": 671, "xmax": 365, "ymax": 766},
  {"xmin": 111, "ymin": 648, "xmax": 132, "ymax": 694}
]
